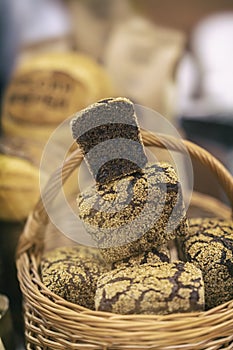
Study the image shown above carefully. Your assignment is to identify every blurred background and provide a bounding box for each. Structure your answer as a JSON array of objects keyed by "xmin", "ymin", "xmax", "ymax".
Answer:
[
  {"xmin": 1, "ymin": 0, "xmax": 233, "ymax": 173},
  {"xmin": 0, "ymin": 0, "xmax": 233, "ymax": 349}
]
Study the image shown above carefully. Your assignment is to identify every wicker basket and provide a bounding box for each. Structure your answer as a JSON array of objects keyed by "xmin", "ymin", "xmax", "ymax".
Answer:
[{"xmin": 16, "ymin": 130, "xmax": 233, "ymax": 350}]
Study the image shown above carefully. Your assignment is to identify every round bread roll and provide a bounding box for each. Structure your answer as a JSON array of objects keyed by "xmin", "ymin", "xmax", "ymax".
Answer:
[
  {"xmin": 0, "ymin": 135, "xmax": 42, "ymax": 221},
  {"xmin": 77, "ymin": 161, "xmax": 187, "ymax": 263},
  {"xmin": 95, "ymin": 261, "xmax": 205, "ymax": 314},
  {"xmin": 181, "ymin": 218, "xmax": 233, "ymax": 309},
  {"xmin": 40, "ymin": 245, "xmax": 110, "ymax": 309},
  {"xmin": 2, "ymin": 52, "xmax": 113, "ymax": 142}
]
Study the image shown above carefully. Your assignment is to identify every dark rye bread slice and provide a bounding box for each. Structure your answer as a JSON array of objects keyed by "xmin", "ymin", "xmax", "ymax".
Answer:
[
  {"xmin": 71, "ymin": 97, "xmax": 148, "ymax": 184},
  {"xmin": 181, "ymin": 218, "xmax": 233, "ymax": 309},
  {"xmin": 77, "ymin": 162, "xmax": 187, "ymax": 263},
  {"xmin": 40, "ymin": 245, "xmax": 110, "ymax": 309},
  {"xmin": 95, "ymin": 261, "xmax": 204, "ymax": 314}
]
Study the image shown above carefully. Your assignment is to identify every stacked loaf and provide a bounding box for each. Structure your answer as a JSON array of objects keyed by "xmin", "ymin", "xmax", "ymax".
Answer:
[{"xmin": 40, "ymin": 97, "xmax": 233, "ymax": 314}]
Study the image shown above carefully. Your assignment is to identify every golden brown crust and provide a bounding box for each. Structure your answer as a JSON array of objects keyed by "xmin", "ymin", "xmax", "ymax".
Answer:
[{"xmin": 2, "ymin": 52, "xmax": 113, "ymax": 126}]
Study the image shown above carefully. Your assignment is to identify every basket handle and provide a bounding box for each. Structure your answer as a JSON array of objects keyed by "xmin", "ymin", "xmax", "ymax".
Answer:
[{"xmin": 17, "ymin": 130, "xmax": 233, "ymax": 257}]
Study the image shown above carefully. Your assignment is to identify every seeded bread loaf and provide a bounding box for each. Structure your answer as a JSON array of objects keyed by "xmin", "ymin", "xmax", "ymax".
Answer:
[
  {"xmin": 95, "ymin": 261, "xmax": 204, "ymax": 314},
  {"xmin": 77, "ymin": 162, "xmax": 187, "ymax": 263},
  {"xmin": 40, "ymin": 245, "xmax": 109, "ymax": 309},
  {"xmin": 181, "ymin": 218, "xmax": 233, "ymax": 309}
]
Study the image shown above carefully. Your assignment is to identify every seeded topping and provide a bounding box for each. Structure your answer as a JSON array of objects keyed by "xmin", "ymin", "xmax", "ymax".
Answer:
[
  {"xmin": 77, "ymin": 162, "xmax": 187, "ymax": 263},
  {"xmin": 71, "ymin": 97, "xmax": 148, "ymax": 183},
  {"xmin": 40, "ymin": 246, "xmax": 110, "ymax": 309},
  {"xmin": 181, "ymin": 218, "xmax": 233, "ymax": 309},
  {"xmin": 95, "ymin": 261, "xmax": 204, "ymax": 314}
]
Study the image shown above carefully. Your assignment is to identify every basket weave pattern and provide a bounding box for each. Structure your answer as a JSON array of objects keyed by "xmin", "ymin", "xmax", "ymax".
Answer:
[{"xmin": 17, "ymin": 131, "xmax": 233, "ymax": 349}]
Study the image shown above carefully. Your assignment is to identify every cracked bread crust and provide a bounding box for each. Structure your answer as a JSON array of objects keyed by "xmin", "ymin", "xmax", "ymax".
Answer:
[
  {"xmin": 181, "ymin": 218, "xmax": 233, "ymax": 309},
  {"xmin": 77, "ymin": 162, "xmax": 187, "ymax": 263},
  {"xmin": 95, "ymin": 261, "xmax": 204, "ymax": 314},
  {"xmin": 111, "ymin": 245, "xmax": 170, "ymax": 269},
  {"xmin": 40, "ymin": 245, "xmax": 109, "ymax": 309}
]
